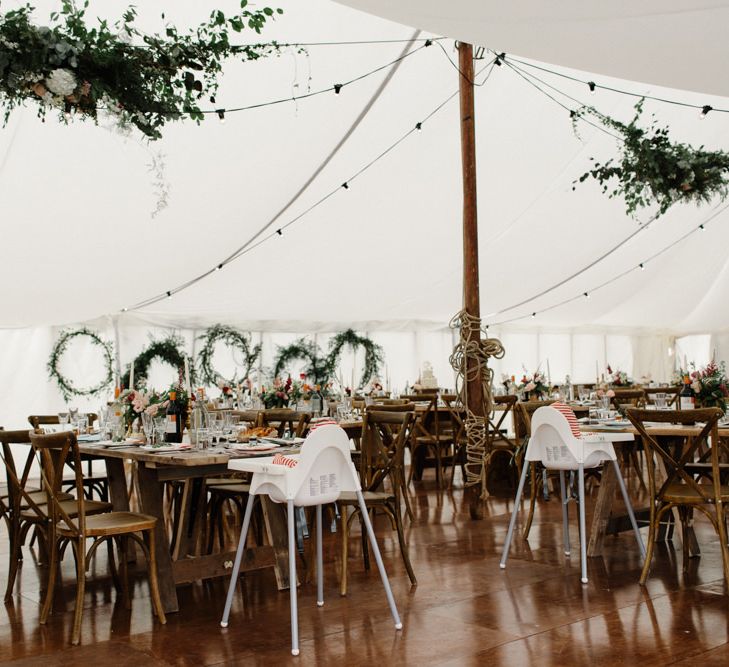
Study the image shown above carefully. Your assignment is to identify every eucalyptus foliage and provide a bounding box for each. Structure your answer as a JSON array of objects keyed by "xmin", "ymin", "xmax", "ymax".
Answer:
[
  {"xmin": 573, "ymin": 100, "xmax": 729, "ymax": 217},
  {"xmin": 0, "ymin": 0, "xmax": 282, "ymax": 139}
]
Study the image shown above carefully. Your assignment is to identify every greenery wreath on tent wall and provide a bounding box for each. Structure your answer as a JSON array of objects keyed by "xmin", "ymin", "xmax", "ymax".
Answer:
[
  {"xmin": 196, "ymin": 324, "xmax": 261, "ymax": 386},
  {"xmin": 121, "ymin": 334, "xmax": 191, "ymax": 389},
  {"xmin": 47, "ymin": 327, "xmax": 114, "ymax": 401},
  {"xmin": 273, "ymin": 329, "xmax": 384, "ymax": 389}
]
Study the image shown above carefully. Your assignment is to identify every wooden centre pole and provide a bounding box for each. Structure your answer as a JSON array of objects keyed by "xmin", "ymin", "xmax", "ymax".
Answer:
[{"xmin": 458, "ymin": 42, "xmax": 485, "ymax": 519}]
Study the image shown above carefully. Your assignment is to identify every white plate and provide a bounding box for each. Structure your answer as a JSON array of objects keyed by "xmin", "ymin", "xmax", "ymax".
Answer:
[{"xmin": 140, "ymin": 444, "xmax": 192, "ymax": 452}]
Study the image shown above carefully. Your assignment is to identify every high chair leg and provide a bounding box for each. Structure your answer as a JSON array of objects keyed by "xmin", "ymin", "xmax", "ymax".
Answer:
[
  {"xmin": 356, "ymin": 490, "xmax": 402, "ymax": 630},
  {"xmin": 220, "ymin": 494, "xmax": 255, "ymax": 628},
  {"xmin": 612, "ymin": 459, "xmax": 646, "ymax": 559},
  {"xmin": 287, "ymin": 499, "xmax": 300, "ymax": 656},
  {"xmin": 500, "ymin": 458, "xmax": 530, "ymax": 569},
  {"xmin": 559, "ymin": 471, "xmax": 570, "ymax": 556},
  {"xmin": 578, "ymin": 464, "xmax": 588, "ymax": 584},
  {"xmin": 316, "ymin": 504, "xmax": 324, "ymax": 607}
]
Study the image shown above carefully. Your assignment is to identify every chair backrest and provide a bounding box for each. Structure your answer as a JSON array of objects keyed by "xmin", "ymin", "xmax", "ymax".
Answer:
[
  {"xmin": 372, "ymin": 398, "xmax": 409, "ymax": 406},
  {"xmin": 250, "ymin": 425, "xmax": 358, "ymax": 506},
  {"xmin": 366, "ymin": 402, "xmax": 416, "ymax": 413},
  {"xmin": 28, "ymin": 413, "xmax": 98, "ymax": 430},
  {"xmin": 231, "ymin": 410, "xmax": 262, "ymax": 427},
  {"xmin": 526, "ymin": 405, "xmax": 617, "ymax": 469},
  {"xmin": 643, "ymin": 386, "xmax": 680, "ymax": 407},
  {"xmin": 0, "ymin": 429, "xmax": 44, "ymax": 519},
  {"xmin": 626, "ymin": 407, "xmax": 723, "ymax": 505},
  {"xmin": 29, "ymin": 431, "xmax": 85, "ymax": 537},
  {"xmin": 610, "ymin": 389, "xmax": 645, "ymax": 410},
  {"xmin": 260, "ymin": 409, "xmax": 311, "ymax": 437},
  {"xmin": 360, "ymin": 409, "xmax": 415, "ymax": 491}
]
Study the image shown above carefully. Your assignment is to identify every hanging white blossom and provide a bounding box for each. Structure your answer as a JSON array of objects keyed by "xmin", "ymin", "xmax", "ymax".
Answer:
[{"xmin": 44, "ymin": 68, "xmax": 77, "ymax": 96}]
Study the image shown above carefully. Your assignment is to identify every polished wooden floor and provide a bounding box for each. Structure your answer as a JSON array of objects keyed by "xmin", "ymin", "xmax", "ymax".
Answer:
[{"xmin": 2, "ymin": 471, "xmax": 729, "ymax": 666}]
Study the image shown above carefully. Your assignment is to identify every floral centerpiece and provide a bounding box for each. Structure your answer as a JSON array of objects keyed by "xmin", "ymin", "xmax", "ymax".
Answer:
[
  {"xmin": 681, "ymin": 361, "xmax": 729, "ymax": 413},
  {"xmin": 260, "ymin": 377, "xmax": 291, "ymax": 409},
  {"xmin": 517, "ymin": 370, "xmax": 550, "ymax": 400},
  {"xmin": 606, "ymin": 365, "xmax": 632, "ymax": 387},
  {"xmin": 118, "ymin": 387, "xmax": 170, "ymax": 431}
]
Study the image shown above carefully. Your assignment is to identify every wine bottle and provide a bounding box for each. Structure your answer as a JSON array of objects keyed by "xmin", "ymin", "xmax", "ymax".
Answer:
[
  {"xmin": 679, "ymin": 375, "xmax": 695, "ymax": 410},
  {"xmin": 165, "ymin": 390, "xmax": 182, "ymax": 443}
]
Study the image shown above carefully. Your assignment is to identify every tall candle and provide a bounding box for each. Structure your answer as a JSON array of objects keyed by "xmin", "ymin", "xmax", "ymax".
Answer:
[
  {"xmin": 184, "ymin": 357, "xmax": 191, "ymax": 396},
  {"xmin": 595, "ymin": 360, "xmax": 599, "ymax": 383},
  {"xmin": 351, "ymin": 367, "xmax": 355, "ymax": 394},
  {"xmin": 129, "ymin": 360, "xmax": 135, "ymax": 391},
  {"xmin": 546, "ymin": 358, "xmax": 551, "ymax": 387}
]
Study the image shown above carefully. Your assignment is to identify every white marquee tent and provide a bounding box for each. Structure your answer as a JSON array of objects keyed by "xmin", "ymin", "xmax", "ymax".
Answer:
[{"xmin": 1, "ymin": 0, "xmax": 729, "ymax": 426}]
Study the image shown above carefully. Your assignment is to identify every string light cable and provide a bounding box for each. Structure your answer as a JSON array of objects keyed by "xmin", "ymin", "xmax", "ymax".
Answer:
[
  {"xmin": 123, "ymin": 56, "xmax": 500, "ymax": 312},
  {"xmin": 501, "ymin": 53, "xmax": 729, "ymax": 116},
  {"xmin": 485, "ymin": 200, "xmax": 729, "ymax": 327}
]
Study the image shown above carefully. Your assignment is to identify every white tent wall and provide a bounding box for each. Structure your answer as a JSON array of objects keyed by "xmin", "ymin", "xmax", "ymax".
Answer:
[{"xmin": 0, "ymin": 322, "xmax": 676, "ymax": 432}]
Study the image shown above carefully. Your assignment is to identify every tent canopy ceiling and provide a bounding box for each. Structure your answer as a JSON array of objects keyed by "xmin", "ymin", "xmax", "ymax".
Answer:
[
  {"xmin": 1, "ymin": 0, "xmax": 729, "ymax": 335},
  {"xmin": 335, "ymin": 1, "xmax": 729, "ymax": 98}
]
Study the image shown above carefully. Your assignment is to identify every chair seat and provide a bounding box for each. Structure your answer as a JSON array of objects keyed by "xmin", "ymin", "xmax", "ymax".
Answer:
[
  {"xmin": 206, "ymin": 475, "xmax": 244, "ymax": 485},
  {"xmin": 21, "ymin": 498, "xmax": 111, "ymax": 520},
  {"xmin": 663, "ymin": 482, "xmax": 729, "ymax": 503},
  {"xmin": 58, "ymin": 511, "xmax": 156, "ymax": 537},
  {"xmin": 338, "ymin": 490, "xmax": 392, "ymax": 505}
]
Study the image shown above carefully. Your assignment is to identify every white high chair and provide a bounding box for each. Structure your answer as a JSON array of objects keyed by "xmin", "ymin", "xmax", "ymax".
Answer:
[
  {"xmin": 499, "ymin": 405, "xmax": 645, "ymax": 583},
  {"xmin": 220, "ymin": 425, "xmax": 402, "ymax": 655}
]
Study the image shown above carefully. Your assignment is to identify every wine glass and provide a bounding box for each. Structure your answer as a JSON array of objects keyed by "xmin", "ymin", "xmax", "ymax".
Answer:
[
  {"xmin": 655, "ymin": 393, "xmax": 667, "ymax": 410},
  {"xmin": 57, "ymin": 412, "xmax": 69, "ymax": 431},
  {"xmin": 69, "ymin": 407, "xmax": 79, "ymax": 421}
]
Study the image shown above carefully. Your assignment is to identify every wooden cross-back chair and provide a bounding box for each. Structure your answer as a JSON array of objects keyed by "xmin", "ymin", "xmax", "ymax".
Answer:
[
  {"xmin": 259, "ymin": 409, "xmax": 311, "ymax": 437},
  {"xmin": 408, "ymin": 394, "xmax": 455, "ymax": 487},
  {"xmin": 28, "ymin": 414, "xmax": 107, "ymax": 501},
  {"xmin": 643, "ymin": 386, "xmax": 680, "ymax": 408},
  {"xmin": 439, "ymin": 394, "xmax": 467, "ymax": 486},
  {"xmin": 30, "ymin": 431, "xmax": 166, "ymax": 644},
  {"xmin": 0, "ymin": 428, "xmax": 74, "ymax": 601},
  {"xmin": 337, "ymin": 409, "xmax": 417, "ymax": 596},
  {"xmin": 626, "ymin": 407, "xmax": 729, "ymax": 584}
]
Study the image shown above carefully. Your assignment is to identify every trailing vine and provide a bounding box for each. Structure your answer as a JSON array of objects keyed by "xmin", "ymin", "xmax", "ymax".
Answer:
[
  {"xmin": 572, "ymin": 99, "xmax": 729, "ymax": 218},
  {"xmin": 196, "ymin": 324, "xmax": 260, "ymax": 386},
  {"xmin": 273, "ymin": 329, "xmax": 383, "ymax": 389},
  {"xmin": 0, "ymin": 1, "xmax": 283, "ymax": 139},
  {"xmin": 121, "ymin": 334, "xmax": 192, "ymax": 390},
  {"xmin": 47, "ymin": 327, "xmax": 114, "ymax": 401}
]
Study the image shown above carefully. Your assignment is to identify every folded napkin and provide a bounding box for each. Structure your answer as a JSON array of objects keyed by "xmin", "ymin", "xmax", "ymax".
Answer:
[{"xmin": 271, "ymin": 453, "xmax": 298, "ymax": 468}]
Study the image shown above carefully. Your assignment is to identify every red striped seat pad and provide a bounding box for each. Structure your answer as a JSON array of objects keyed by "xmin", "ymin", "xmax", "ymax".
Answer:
[
  {"xmin": 271, "ymin": 453, "xmax": 298, "ymax": 468},
  {"xmin": 551, "ymin": 402, "xmax": 582, "ymax": 439}
]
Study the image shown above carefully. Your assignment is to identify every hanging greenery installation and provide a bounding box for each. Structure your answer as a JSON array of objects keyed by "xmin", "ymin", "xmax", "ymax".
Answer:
[
  {"xmin": 572, "ymin": 100, "xmax": 729, "ymax": 218},
  {"xmin": 196, "ymin": 324, "xmax": 261, "ymax": 387},
  {"xmin": 0, "ymin": 0, "xmax": 283, "ymax": 139},
  {"xmin": 47, "ymin": 327, "xmax": 114, "ymax": 401}
]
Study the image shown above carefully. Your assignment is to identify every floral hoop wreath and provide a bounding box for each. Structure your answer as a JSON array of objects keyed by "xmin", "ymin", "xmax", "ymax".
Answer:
[
  {"xmin": 121, "ymin": 335, "xmax": 190, "ymax": 390},
  {"xmin": 197, "ymin": 324, "xmax": 261, "ymax": 387},
  {"xmin": 47, "ymin": 328, "xmax": 114, "ymax": 401}
]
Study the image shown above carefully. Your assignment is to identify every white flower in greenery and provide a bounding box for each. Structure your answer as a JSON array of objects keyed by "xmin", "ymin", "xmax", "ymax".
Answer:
[{"xmin": 45, "ymin": 68, "xmax": 77, "ymax": 96}]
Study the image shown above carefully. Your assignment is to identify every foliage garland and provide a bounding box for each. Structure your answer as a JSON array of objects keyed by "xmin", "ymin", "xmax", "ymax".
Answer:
[
  {"xmin": 196, "ymin": 324, "xmax": 261, "ymax": 387},
  {"xmin": 572, "ymin": 100, "xmax": 729, "ymax": 218},
  {"xmin": 47, "ymin": 327, "xmax": 114, "ymax": 401},
  {"xmin": 273, "ymin": 329, "xmax": 383, "ymax": 389},
  {"xmin": 0, "ymin": 1, "xmax": 282, "ymax": 139},
  {"xmin": 121, "ymin": 333, "xmax": 192, "ymax": 390}
]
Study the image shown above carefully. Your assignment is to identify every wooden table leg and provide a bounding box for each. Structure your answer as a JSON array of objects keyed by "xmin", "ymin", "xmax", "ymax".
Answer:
[
  {"xmin": 105, "ymin": 458, "xmax": 136, "ymax": 563},
  {"xmin": 137, "ymin": 464, "xmax": 179, "ymax": 614},
  {"xmin": 587, "ymin": 461, "xmax": 617, "ymax": 558}
]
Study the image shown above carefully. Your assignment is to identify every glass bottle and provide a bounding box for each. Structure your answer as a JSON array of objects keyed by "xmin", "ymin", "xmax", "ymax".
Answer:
[
  {"xmin": 190, "ymin": 388, "xmax": 210, "ymax": 449},
  {"xmin": 165, "ymin": 390, "xmax": 182, "ymax": 443}
]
